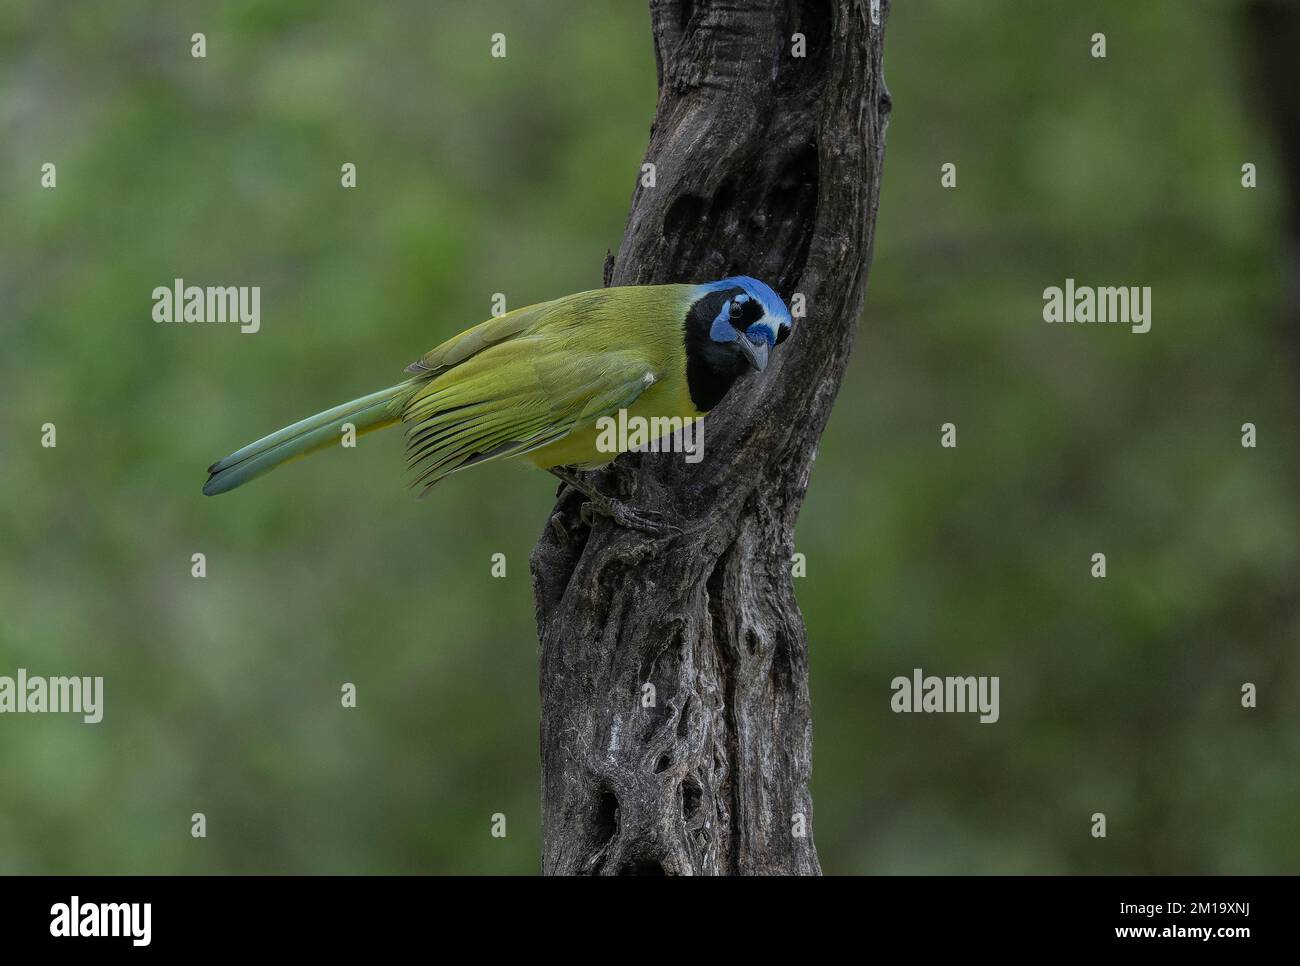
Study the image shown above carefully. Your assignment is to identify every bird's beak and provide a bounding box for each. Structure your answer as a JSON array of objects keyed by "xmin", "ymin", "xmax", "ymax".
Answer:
[{"xmin": 737, "ymin": 335, "xmax": 769, "ymax": 372}]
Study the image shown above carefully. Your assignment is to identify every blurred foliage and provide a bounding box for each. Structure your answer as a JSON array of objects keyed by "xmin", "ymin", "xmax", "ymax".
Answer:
[{"xmin": 1, "ymin": 0, "xmax": 1295, "ymax": 874}]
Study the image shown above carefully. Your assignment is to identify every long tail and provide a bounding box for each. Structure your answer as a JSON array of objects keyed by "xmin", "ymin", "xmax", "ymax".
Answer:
[{"xmin": 203, "ymin": 382, "xmax": 417, "ymax": 496}]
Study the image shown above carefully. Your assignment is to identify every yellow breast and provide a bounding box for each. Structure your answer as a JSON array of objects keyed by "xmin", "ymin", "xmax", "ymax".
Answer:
[{"xmin": 524, "ymin": 371, "xmax": 701, "ymax": 470}]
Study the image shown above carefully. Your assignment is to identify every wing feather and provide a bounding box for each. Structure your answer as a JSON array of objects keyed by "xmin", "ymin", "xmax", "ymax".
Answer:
[
  {"xmin": 405, "ymin": 303, "xmax": 556, "ymax": 374},
  {"xmin": 401, "ymin": 347, "xmax": 656, "ymax": 492},
  {"xmin": 396, "ymin": 288, "xmax": 671, "ymax": 491}
]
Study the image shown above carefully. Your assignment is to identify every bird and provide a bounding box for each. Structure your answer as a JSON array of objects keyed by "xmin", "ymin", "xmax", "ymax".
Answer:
[{"xmin": 202, "ymin": 276, "xmax": 793, "ymax": 530}]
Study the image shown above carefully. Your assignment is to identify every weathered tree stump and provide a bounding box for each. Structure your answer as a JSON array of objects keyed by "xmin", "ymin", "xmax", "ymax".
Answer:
[{"xmin": 531, "ymin": 0, "xmax": 890, "ymax": 875}]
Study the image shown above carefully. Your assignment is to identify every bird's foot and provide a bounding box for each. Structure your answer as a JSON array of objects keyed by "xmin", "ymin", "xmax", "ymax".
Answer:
[
  {"xmin": 550, "ymin": 466, "xmax": 681, "ymax": 537},
  {"xmin": 549, "ymin": 511, "xmax": 572, "ymax": 546},
  {"xmin": 578, "ymin": 497, "xmax": 681, "ymax": 537}
]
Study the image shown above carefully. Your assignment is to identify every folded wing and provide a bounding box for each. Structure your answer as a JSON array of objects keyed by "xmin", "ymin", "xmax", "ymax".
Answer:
[{"xmin": 401, "ymin": 298, "xmax": 656, "ymax": 491}]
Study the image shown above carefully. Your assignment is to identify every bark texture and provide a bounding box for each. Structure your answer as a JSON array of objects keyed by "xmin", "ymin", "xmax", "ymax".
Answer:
[{"xmin": 530, "ymin": 0, "xmax": 890, "ymax": 875}]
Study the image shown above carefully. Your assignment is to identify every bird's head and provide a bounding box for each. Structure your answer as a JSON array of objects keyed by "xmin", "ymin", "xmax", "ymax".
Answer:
[{"xmin": 683, "ymin": 276, "xmax": 793, "ymax": 412}]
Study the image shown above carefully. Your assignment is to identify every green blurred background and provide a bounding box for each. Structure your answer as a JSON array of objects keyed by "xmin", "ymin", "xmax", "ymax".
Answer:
[{"xmin": 2, "ymin": 0, "xmax": 1296, "ymax": 874}]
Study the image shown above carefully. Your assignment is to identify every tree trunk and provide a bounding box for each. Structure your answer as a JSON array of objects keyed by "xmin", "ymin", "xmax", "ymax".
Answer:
[{"xmin": 530, "ymin": 0, "xmax": 890, "ymax": 875}]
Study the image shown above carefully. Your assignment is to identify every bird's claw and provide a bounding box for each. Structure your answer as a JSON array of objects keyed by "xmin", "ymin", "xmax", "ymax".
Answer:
[
  {"xmin": 550, "ymin": 466, "xmax": 680, "ymax": 537},
  {"xmin": 549, "ymin": 511, "xmax": 572, "ymax": 545},
  {"xmin": 579, "ymin": 498, "xmax": 681, "ymax": 537}
]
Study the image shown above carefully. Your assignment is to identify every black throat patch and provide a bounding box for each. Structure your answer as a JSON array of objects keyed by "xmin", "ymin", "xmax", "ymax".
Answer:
[{"xmin": 683, "ymin": 287, "xmax": 751, "ymax": 414}]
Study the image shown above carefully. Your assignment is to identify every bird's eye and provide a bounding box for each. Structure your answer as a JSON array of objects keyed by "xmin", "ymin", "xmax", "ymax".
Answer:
[
  {"xmin": 729, "ymin": 300, "xmax": 743, "ymax": 320},
  {"xmin": 775, "ymin": 324, "xmax": 790, "ymax": 345}
]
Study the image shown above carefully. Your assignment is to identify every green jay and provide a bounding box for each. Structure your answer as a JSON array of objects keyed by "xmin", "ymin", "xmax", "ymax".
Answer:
[{"xmin": 203, "ymin": 277, "xmax": 793, "ymax": 527}]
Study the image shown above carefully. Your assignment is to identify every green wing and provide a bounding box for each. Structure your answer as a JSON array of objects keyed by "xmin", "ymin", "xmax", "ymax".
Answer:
[
  {"xmin": 405, "ymin": 301, "xmax": 554, "ymax": 376},
  {"xmin": 401, "ymin": 312, "xmax": 657, "ymax": 491}
]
